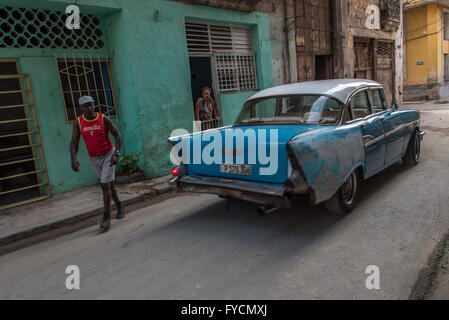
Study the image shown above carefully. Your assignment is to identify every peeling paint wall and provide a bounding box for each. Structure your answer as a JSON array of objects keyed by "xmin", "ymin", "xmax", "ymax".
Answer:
[
  {"xmin": 254, "ymin": 0, "xmax": 288, "ymax": 86},
  {"xmin": 334, "ymin": 0, "xmax": 403, "ymax": 103}
]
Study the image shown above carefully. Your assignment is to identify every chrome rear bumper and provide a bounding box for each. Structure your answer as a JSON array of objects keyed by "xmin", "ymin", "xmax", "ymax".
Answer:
[
  {"xmin": 419, "ymin": 131, "xmax": 425, "ymax": 140},
  {"xmin": 173, "ymin": 175, "xmax": 291, "ymax": 208}
]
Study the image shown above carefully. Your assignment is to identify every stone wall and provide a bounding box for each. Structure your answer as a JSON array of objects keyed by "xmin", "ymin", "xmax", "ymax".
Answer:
[{"xmin": 334, "ymin": 0, "xmax": 403, "ymax": 103}]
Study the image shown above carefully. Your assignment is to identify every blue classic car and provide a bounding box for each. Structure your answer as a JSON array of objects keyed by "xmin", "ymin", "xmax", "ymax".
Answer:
[{"xmin": 168, "ymin": 79, "xmax": 424, "ymax": 215}]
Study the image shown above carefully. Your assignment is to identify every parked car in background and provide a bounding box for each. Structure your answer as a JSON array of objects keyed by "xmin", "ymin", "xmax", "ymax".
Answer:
[{"xmin": 168, "ymin": 79, "xmax": 424, "ymax": 215}]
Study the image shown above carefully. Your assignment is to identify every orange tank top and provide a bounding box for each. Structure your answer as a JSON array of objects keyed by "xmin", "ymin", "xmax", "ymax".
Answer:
[{"xmin": 78, "ymin": 113, "xmax": 113, "ymax": 157}]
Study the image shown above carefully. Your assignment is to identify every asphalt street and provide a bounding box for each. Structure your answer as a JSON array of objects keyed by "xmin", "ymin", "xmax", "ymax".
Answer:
[{"xmin": 0, "ymin": 102, "xmax": 448, "ymax": 299}]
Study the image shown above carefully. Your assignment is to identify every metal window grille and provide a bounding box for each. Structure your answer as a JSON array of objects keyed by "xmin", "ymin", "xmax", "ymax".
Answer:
[
  {"xmin": 55, "ymin": 53, "xmax": 117, "ymax": 122},
  {"xmin": 0, "ymin": 66, "xmax": 51, "ymax": 210},
  {"xmin": 186, "ymin": 21, "xmax": 257, "ymax": 93},
  {"xmin": 214, "ymin": 52, "xmax": 258, "ymax": 92},
  {"xmin": 0, "ymin": 6, "xmax": 105, "ymax": 49},
  {"xmin": 186, "ymin": 22, "xmax": 253, "ymax": 54},
  {"xmin": 377, "ymin": 41, "xmax": 392, "ymax": 57}
]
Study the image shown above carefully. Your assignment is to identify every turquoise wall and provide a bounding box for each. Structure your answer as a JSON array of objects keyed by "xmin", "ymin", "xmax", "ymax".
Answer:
[
  {"xmin": 18, "ymin": 57, "xmax": 99, "ymax": 193},
  {"xmin": 105, "ymin": 10, "xmax": 145, "ymax": 170},
  {"xmin": 117, "ymin": 0, "xmax": 273, "ymax": 177},
  {"xmin": 219, "ymin": 91, "xmax": 257, "ymax": 126},
  {"xmin": 0, "ymin": 0, "xmax": 273, "ymax": 195}
]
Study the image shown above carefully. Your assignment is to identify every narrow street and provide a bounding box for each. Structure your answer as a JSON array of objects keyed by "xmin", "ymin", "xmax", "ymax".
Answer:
[{"xmin": 0, "ymin": 102, "xmax": 448, "ymax": 300}]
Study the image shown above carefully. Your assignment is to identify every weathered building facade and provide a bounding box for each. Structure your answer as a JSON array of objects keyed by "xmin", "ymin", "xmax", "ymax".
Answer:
[
  {"xmin": 291, "ymin": 0, "xmax": 403, "ymax": 106},
  {"xmin": 0, "ymin": 0, "xmax": 276, "ymax": 209}
]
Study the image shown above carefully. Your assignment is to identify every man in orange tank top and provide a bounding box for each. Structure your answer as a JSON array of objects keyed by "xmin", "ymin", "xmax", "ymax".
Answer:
[{"xmin": 70, "ymin": 96, "xmax": 124, "ymax": 233}]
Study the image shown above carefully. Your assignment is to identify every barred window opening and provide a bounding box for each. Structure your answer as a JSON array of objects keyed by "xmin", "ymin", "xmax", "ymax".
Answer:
[
  {"xmin": 56, "ymin": 56, "xmax": 117, "ymax": 122},
  {"xmin": 186, "ymin": 21, "xmax": 258, "ymax": 94},
  {"xmin": 215, "ymin": 52, "xmax": 258, "ymax": 92}
]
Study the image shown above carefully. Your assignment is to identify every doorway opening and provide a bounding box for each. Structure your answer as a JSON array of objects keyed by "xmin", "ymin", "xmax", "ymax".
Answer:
[
  {"xmin": 315, "ymin": 55, "xmax": 333, "ymax": 80},
  {"xmin": 189, "ymin": 56, "xmax": 220, "ymax": 130},
  {"xmin": 0, "ymin": 59, "xmax": 50, "ymax": 210}
]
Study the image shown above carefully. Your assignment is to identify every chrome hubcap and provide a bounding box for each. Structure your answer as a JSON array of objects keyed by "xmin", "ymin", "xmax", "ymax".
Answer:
[
  {"xmin": 414, "ymin": 133, "xmax": 421, "ymax": 161},
  {"xmin": 342, "ymin": 172, "xmax": 357, "ymax": 206}
]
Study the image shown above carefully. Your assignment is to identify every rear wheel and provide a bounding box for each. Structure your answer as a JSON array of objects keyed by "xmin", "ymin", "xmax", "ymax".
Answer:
[
  {"xmin": 325, "ymin": 169, "xmax": 360, "ymax": 215},
  {"xmin": 402, "ymin": 130, "xmax": 421, "ymax": 167}
]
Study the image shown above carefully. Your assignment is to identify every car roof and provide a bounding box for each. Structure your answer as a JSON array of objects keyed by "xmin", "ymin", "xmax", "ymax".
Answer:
[{"xmin": 247, "ymin": 79, "xmax": 382, "ymax": 104}]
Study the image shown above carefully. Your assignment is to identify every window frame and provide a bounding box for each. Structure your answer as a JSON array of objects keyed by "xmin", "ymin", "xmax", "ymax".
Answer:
[
  {"xmin": 236, "ymin": 94, "xmax": 345, "ymax": 126},
  {"xmin": 370, "ymin": 87, "xmax": 388, "ymax": 114},
  {"xmin": 56, "ymin": 56, "xmax": 118, "ymax": 123},
  {"xmin": 186, "ymin": 20, "xmax": 258, "ymax": 95},
  {"xmin": 348, "ymin": 89, "xmax": 373, "ymax": 121}
]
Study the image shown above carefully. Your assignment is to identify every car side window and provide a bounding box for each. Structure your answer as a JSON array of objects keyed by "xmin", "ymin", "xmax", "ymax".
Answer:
[
  {"xmin": 371, "ymin": 89, "xmax": 387, "ymax": 113},
  {"xmin": 350, "ymin": 91, "xmax": 371, "ymax": 120},
  {"xmin": 342, "ymin": 106, "xmax": 352, "ymax": 123},
  {"xmin": 378, "ymin": 89, "xmax": 388, "ymax": 109}
]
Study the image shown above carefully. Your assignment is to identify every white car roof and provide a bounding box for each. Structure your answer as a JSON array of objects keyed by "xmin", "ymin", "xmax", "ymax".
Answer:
[{"xmin": 247, "ymin": 79, "xmax": 382, "ymax": 104}]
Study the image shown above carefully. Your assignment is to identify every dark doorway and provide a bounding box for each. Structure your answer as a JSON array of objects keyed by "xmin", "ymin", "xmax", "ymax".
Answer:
[
  {"xmin": 0, "ymin": 60, "xmax": 49, "ymax": 210},
  {"xmin": 295, "ymin": 0, "xmax": 334, "ymax": 82},
  {"xmin": 315, "ymin": 55, "xmax": 333, "ymax": 80},
  {"xmin": 189, "ymin": 57, "xmax": 220, "ymax": 130},
  {"xmin": 189, "ymin": 57, "xmax": 213, "ymax": 112}
]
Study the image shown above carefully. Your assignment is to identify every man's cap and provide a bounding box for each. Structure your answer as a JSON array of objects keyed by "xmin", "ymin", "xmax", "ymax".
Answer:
[{"xmin": 78, "ymin": 96, "xmax": 95, "ymax": 106}]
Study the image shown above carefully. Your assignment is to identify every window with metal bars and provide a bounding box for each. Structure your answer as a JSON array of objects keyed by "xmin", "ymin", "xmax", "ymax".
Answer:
[
  {"xmin": 186, "ymin": 21, "xmax": 258, "ymax": 93},
  {"xmin": 215, "ymin": 52, "xmax": 258, "ymax": 92},
  {"xmin": 56, "ymin": 54, "xmax": 117, "ymax": 122}
]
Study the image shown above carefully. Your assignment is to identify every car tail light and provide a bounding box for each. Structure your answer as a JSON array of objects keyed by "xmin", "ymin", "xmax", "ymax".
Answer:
[{"xmin": 172, "ymin": 167, "xmax": 179, "ymax": 176}]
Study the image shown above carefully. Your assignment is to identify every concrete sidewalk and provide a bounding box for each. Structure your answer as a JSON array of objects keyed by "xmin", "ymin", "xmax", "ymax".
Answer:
[{"xmin": 0, "ymin": 175, "xmax": 174, "ymax": 248}]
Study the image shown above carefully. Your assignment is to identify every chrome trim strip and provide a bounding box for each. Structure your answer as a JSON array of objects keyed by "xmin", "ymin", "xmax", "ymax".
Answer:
[
  {"xmin": 363, "ymin": 135, "xmax": 375, "ymax": 141},
  {"xmin": 364, "ymin": 120, "xmax": 419, "ymax": 148},
  {"xmin": 365, "ymin": 134, "xmax": 385, "ymax": 148},
  {"xmin": 385, "ymin": 124, "xmax": 405, "ymax": 137}
]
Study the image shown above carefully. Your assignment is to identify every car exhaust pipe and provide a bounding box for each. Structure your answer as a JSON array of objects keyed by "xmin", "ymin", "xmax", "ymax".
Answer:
[{"xmin": 258, "ymin": 205, "xmax": 279, "ymax": 216}]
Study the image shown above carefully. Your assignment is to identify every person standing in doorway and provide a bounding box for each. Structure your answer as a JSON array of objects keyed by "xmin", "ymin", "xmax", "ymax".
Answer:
[
  {"xmin": 195, "ymin": 86, "xmax": 220, "ymax": 130},
  {"xmin": 70, "ymin": 96, "xmax": 124, "ymax": 233}
]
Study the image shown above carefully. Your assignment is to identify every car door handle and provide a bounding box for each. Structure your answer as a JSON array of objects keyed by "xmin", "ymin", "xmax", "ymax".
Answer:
[
  {"xmin": 380, "ymin": 116, "xmax": 387, "ymax": 122},
  {"xmin": 360, "ymin": 122, "xmax": 368, "ymax": 129}
]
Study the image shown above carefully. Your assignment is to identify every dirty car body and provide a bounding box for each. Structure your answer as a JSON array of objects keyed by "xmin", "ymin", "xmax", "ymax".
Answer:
[{"xmin": 168, "ymin": 79, "xmax": 424, "ymax": 214}]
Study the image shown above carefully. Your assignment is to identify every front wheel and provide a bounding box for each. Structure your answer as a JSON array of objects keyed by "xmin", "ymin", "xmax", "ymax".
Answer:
[
  {"xmin": 402, "ymin": 130, "xmax": 421, "ymax": 167},
  {"xmin": 324, "ymin": 170, "xmax": 360, "ymax": 215}
]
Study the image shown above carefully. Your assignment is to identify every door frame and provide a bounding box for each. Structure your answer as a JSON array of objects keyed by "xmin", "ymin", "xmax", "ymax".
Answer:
[
  {"xmin": 0, "ymin": 58, "xmax": 51, "ymax": 210},
  {"xmin": 188, "ymin": 53, "xmax": 221, "ymax": 121}
]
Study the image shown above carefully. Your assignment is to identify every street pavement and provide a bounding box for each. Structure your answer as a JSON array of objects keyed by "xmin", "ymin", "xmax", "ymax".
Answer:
[{"xmin": 0, "ymin": 101, "xmax": 448, "ymax": 299}]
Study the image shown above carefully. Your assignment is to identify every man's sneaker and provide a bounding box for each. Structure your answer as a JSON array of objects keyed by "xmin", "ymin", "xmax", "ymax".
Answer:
[
  {"xmin": 116, "ymin": 205, "xmax": 125, "ymax": 220},
  {"xmin": 99, "ymin": 216, "xmax": 110, "ymax": 232}
]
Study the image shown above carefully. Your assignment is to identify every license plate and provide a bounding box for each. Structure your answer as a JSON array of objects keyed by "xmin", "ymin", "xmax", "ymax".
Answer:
[{"xmin": 220, "ymin": 164, "xmax": 252, "ymax": 176}]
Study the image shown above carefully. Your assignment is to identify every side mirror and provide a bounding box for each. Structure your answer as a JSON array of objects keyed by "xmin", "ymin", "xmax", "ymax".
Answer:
[{"xmin": 391, "ymin": 102, "xmax": 399, "ymax": 111}]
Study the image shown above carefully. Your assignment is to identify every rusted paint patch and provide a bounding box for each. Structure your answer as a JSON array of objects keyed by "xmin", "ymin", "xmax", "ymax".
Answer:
[{"xmin": 289, "ymin": 125, "xmax": 365, "ymax": 204}]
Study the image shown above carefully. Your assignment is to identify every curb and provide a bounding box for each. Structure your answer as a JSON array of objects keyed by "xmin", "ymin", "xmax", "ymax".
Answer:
[
  {"xmin": 409, "ymin": 231, "xmax": 449, "ymax": 300},
  {"xmin": 0, "ymin": 185, "xmax": 175, "ymax": 249}
]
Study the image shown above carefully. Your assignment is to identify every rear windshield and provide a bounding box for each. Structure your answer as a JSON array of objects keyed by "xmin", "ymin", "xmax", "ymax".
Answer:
[{"xmin": 235, "ymin": 95, "xmax": 344, "ymax": 125}]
